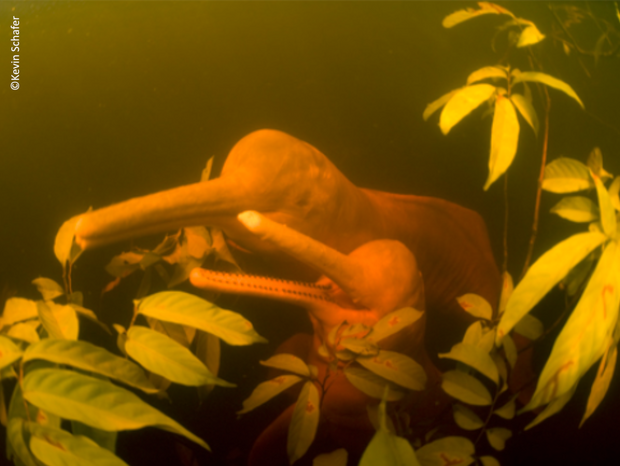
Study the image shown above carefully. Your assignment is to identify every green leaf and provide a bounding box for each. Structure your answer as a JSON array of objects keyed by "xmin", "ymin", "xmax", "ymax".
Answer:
[
  {"xmin": 313, "ymin": 449, "xmax": 348, "ymax": 466},
  {"xmin": 550, "ymin": 196, "xmax": 598, "ymax": 223},
  {"xmin": 439, "ymin": 343, "xmax": 499, "ymax": 384},
  {"xmin": 32, "ymin": 278, "xmax": 64, "ymax": 301},
  {"xmin": 343, "ymin": 367, "xmax": 405, "ymax": 401},
  {"xmin": 587, "ymin": 147, "xmax": 612, "ymax": 180},
  {"xmin": 72, "ymin": 421, "xmax": 118, "ymax": 452},
  {"xmin": 525, "ymin": 382, "xmax": 577, "ymax": 430},
  {"xmin": 22, "ymin": 368, "xmax": 210, "ymax": 451},
  {"xmin": 1, "ymin": 297, "xmax": 38, "ymax": 330},
  {"xmin": 23, "ymin": 339, "xmax": 157, "ymax": 394},
  {"xmin": 494, "ymin": 397, "xmax": 516, "ymax": 419},
  {"xmin": 260, "ymin": 354, "xmax": 312, "ymax": 378},
  {"xmin": 0, "ymin": 335, "xmax": 23, "ymax": 370},
  {"xmin": 136, "ymin": 291, "xmax": 266, "ymax": 345},
  {"xmin": 497, "ymin": 231, "xmax": 607, "ymax": 342},
  {"xmin": 582, "ymin": 341, "xmax": 617, "ymax": 428},
  {"xmin": 442, "ymin": 3, "xmax": 513, "ymax": 28},
  {"xmin": 415, "ymin": 436, "xmax": 475, "ymax": 466},
  {"xmin": 593, "ymin": 170, "xmax": 617, "ymax": 238},
  {"xmin": 287, "ymin": 381, "xmax": 320, "ymax": 465},
  {"xmin": 7, "ymin": 322, "xmax": 40, "ymax": 343},
  {"xmin": 423, "ymin": 89, "xmax": 458, "ymax": 122},
  {"xmin": 36, "ymin": 301, "xmax": 67, "ymax": 340},
  {"xmin": 608, "ymin": 177, "xmax": 620, "ymax": 211},
  {"xmin": 54, "ymin": 215, "xmax": 84, "ymax": 266},
  {"xmin": 359, "ymin": 422, "xmax": 419, "ymax": 466},
  {"xmin": 441, "ymin": 370, "xmax": 492, "ymax": 406},
  {"xmin": 514, "ymin": 314, "xmax": 544, "ymax": 341},
  {"xmin": 439, "ymin": 84, "xmax": 497, "ymax": 135},
  {"xmin": 29, "ymin": 423, "xmax": 129, "ymax": 466},
  {"xmin": 517, "ymin": 24, "xmax": 545, "ymax": 47},
  {"xmin": 125, "ymin": 326, "xmax": 233, "ymax": 387},
  {"xmin": 457, "ymin": 294, "xmax": 493, "ymax": 320},
  {"xmin": 466, "ymin": 66, "xmax": 507, "ymax": 85},
  {"xmin": 238, "ymin": 375, "xmax": 303, "ymax": 415},
  {"xmin": 502, "ymin": 334, "xmax": 517, "ymax": 369},
  {"xmin": 357, "ymin": 350, "xmax": 427, "ymax": 391},
  {"xmin": 485, "ymin": 427, "xmax": 512, "ymax": 451},
  {"xmin": 105, "ymin": 252, "xmax": 143, "ymax": 278},
  {"xmin": 484, "ymin": 94, "xmax": 520, "ymax": 190},
  {"xmin": 7, "ymin": 418, "xmax": 38, "ymax": 466},
  {"xmin": 510, "ymin": 93, "xmax": 539, "ymax": 137},
  {"xmin": 512, "ymin": 71, "xmax": 584, "ymax": 108},
  {"xmin": 528, "ymin": 240, "xmax": 620, "ymax": 410},
  {"xmin": 368, "ymin": 307, "xmax": 424, "ymax": 343},
  {"xmin": 480, "ymin": 457, "xmax": 501, "ymax": 466},
  {"xmin": 543, "ymin": 157, "xmax": 593, "ymax": 193},
  {"xmin": 453, "ymin": 404, "xmax": 484, "ymax": 430}
]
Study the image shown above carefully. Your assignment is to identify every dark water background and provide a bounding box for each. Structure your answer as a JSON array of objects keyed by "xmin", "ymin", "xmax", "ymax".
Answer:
[{"xmin": 1, "ymin": 1, "xmax": 620, "ymax": 465}]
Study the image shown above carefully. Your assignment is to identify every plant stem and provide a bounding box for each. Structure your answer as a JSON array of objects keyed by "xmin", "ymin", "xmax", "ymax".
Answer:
[{"xmin": 521, "ymin": 87, "xmax": 551, "ymax": 280}]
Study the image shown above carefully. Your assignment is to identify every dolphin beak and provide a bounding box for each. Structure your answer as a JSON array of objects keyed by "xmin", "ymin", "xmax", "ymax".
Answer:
[{"xmin": 75, "ymin": 176, "xmax": 246, "ymax": 250}]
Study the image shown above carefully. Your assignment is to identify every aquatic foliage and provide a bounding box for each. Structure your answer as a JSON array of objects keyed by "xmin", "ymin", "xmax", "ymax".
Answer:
[{"xmin": 0, "ymin": 218, "xmax": 266, "ymax": 466}]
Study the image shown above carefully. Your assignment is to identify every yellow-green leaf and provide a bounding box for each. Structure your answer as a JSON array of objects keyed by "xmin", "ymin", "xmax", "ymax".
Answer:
[
  {"xmin": 54, "ymin": 215, "xmax": 84, "ymax": 266},
  {"xmin": 457, "ymin": 294, "xmax": 493, "ymax": 320},
  {"xmin": 368, "ymin": 307, "xmax": 423, "ymax": 343},
  {"xmin": 32, "ymin": 278, "xmax": 64, "ymax": 301},
  {"xmin": 442, "ymin": 3, "xmax": 513, "ymax": 28},
  {"xmin": 587, "ymin": 147, "xmax": 612, "ymax": 180},
  {"xmin": 497, "ymin": 231, "xmax": 607, "ymax": 342},
  {"xmin": 514, "ymin": 314, "xmax": 544, "ymax": 341},
  {"xmin": 512, "ymin": 71, "xmax": 584, "ymax": 109},
  {"xmin": 453, "ymin": 404, "xmax": 484, "ymax": 430},
  {"xmin": 525, "ymin": 382, "xmax": 577, "ymax": 429},
  {"xmin": 543, "ymin": 157, "xmax": 593, "ymax": 193},
  {"xmin": 357, "ymin": 350, "xmax": 427, "ymax": 391},
  {"xmin": 136, "ymin": 291, "xmax": 266, "ymax": 346},
  {"xmin": 480, "ymin": 457, "xmax": 501, "ymax": 466},
  {"xmin": 1, "ymin": 297, "xmax": 38, "ymax": 330},
  {"xmin": 23, "ymin": 339, "xmax": 157, "ymax": 394},
  {"xmin": 22, "ymin": 368, "xmax": 210, "ymax": 450},
  {"xmin": 527, "ymin": 240, "xmax": 620, "ymax": 410},
  {"xmin": 484, "ymin": 94, "xmax": 519, "ymax": 190},
  {"xmin": 125, "ymin": 326, "xmax": 233, "ymax": 387},
  {"xmin": 485, "ymin": 427, "xmax": 512, "ymax": 451},
  {"xmin": 260, "ymin": 354, "xmax": 311, "ymax": 378},
  {"xmin": 29, "ymin": 423, "xmax": 129, "ymax": 466},
  {"xmin": 593, "ymin": 170, "xmax": 617, "ymax": 238},
  {"xmin": 608, "ymin": 177, "xmax": 620, "ymax": 211},
  {"xmin": 517, "ymin": 24, "xmax": 545, "ymax": 47},
  {"xmin": 550, "ymin": 196, "xmax": 598, "ymax": 223},
  {"xmin": 314, "ymin": 449, "xmax": 349, "ymax": 466},
  {"xmin": 580, "ymin": 341, "xmax": 617, "ymax": 427},
  {"xmin": 439, "ymin": 343, "xmax": 499, "ymax": 384},
  {"xmin": 344, "ymin": 367, "xmax": 405, "ymax": 401},
  {"xmin": 494, "ymin": 397, "xmax": 516, "ymax": 419},
  {"xmin": 510, "ymin": 93, "xmax": 539, "ymax": 137},
  {"xmin": 499, "ymin": 271, "xmax": 514, "ymax": 316},
  {"xmin": 238, "ymin": 375, "xmax": 303, "ymax": 415},
  {"xmin": 423, "ymin": 89, "xmax": 459, "ymax": 122},
  {"xmin": 0, "ymin": 336, "xmax": 23, "ymax": 371},
  {"xmin": 415, "ymin": 436, "xmax": 475, "ymax": 466},
  {"xmin": 7, "ymin": 321, "xmax": 40, "ymax": 343},
  {"xmin": 441, "ymin": 370, "xmax": 492, "ymax": 406},
  {"xmin": 287, "ymin": 381, "xmax": 320, "ymax": 465},
  {"xmin": 467, "ymin": 66, "xmax": 507, "ymax": 85},
  {"xmin": 440, "ymin": 84, "xmax": 496, "ymax": 135},
  {"xmin": 7, "ymin": 418, "xmax": 38, "ymax": 466}
]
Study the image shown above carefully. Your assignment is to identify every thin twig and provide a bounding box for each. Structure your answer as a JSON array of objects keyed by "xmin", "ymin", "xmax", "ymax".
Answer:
[{"xmin": 521, "ymin": 87, "xmax": 551, "ymax": 280}]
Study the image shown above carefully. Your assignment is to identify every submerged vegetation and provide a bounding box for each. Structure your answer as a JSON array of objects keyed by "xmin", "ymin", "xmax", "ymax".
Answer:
[{"xmin": 2, "ymin": 2, "xmax": 620, "ymax": 465}]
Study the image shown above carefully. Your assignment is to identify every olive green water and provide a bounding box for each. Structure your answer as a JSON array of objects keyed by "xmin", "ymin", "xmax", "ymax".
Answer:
[{"xmin": 1, "ymin": 2, "xmax": 620, "ymax": 465}]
